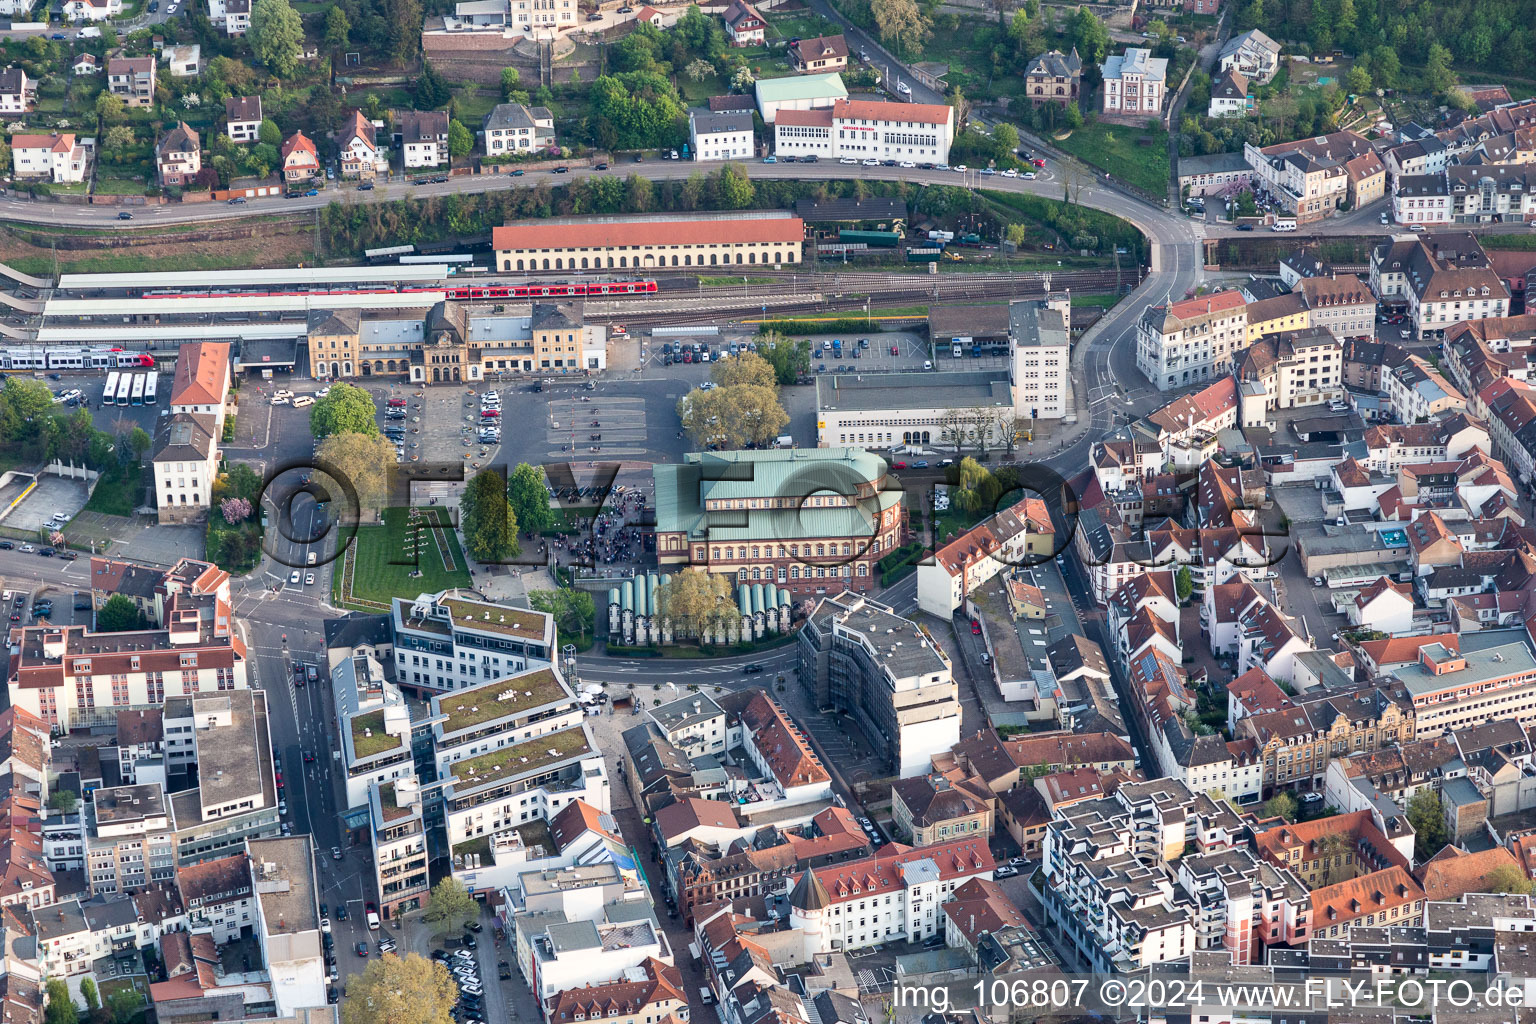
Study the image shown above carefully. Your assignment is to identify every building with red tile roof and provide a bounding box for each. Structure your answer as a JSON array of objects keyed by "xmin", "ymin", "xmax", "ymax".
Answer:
[
  {"xmin": 495, "ymin": 213, "xmax": 803, "ymax": 273},
  {"xmin": 168, "ymin": 342, "xmax": 230, "ymax": 434},
  {"xmin": 545, "ymin": 958, "xmax": 686, "ymax": 1024}
]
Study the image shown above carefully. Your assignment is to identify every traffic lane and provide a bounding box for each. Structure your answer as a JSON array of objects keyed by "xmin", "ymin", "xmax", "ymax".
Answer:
[{"xmin": 0, "ymin": 162, "xmax": 1189, "ymax": 246}]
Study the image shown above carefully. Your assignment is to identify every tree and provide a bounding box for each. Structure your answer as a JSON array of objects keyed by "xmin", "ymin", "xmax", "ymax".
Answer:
[
  {"xmin": 316, "ymin": 432, "xmax": 397, "ymax": 515},
  {"xmin": 104, "ymin": 986, "xmax": 139, "ymax": 1024},
  {"xmin": 422, "ymin": 878, "xmax": 478, "ymax": 931},
  {"xmin": 993, "ymin": 122, "xmax": 1019, "ymax": 156},
  {"xmin": 323, "ymin": 4, "xmax": 352, "ymax": 50},
  {"xmin": 1071, "ymin": 6, "xmax": 1110, "ymax": 64},
  {"xmin": 259, "ymin": 118, "xmax": 283, "ymax": 147},
  {"xmin": 1424, "ymin": 43, "xmax": 1457, "ymax": 96},
  {"xmin": 506, "ymin": 462, "xmax": 552, "ymax": 535},
  {"xmin": 220, "ymin": 497, "xmax": 253, "ymax": 524},
  {"xmin": 1407, "ymin": 789, "xmax": 1449, "ymax": 861},
  {"xmin": 460, "ymin": 469, "xmax": 518, "ymax": 564},
  {"xmin": 678, "ymin": 385, "xmax": 787, "ymax": 449},
  {"xmin": 80, "ymin": 981, "xmax": 99, "ymax": 1014},
  {"xmin": 711, "ymin": 351, "xmax": 778, "ymax": 391},
  {"xmin": 1345, "ymin": 65, "xmax": 1371, "ymax": 95},
  {"xmin": 1262, "ymin": 793, "xmax": 1298, "ymax": 822},
  {"xmin": 104, "ymin": 125, "xmax": 135, "ymax": 153},
  {"xmin": 341, "ymin": 954, "xmax": 457, "ymax": 1024},
  {"xmin": 44, "ymin": 979, "xmax": 77, "ymax": 1024},
  {"xmin": 1371, "ymin": 46, "xmax": 1400, "ymax": 90},
  {"xmin": 387, "ymin": 0, "xmax": 423, "ymax": 61},
  {"xmin": 684, "ymin": 57, "xmax": 715, "ymax": 82},
  {"xmin": 529, "ymin": 587, "xmax": 596, "ymax": 646},
  {"xmin": 731, "ymin": 65, "xmax": 755, "ymax": 90},
  {"xmin": 94, "ymin": 91, "xmax": 124, "ymax": 125},
  {"xmin": 713, "ymin": 162, "xmax": 754, "ymax": 208},
  {"xmin": 250, "ymin": 0, "xmax": 304, "ymax": 76},
  {"xmin": 622, "ymin": 173, "xmax": 655, "ymax": 213},
  {"xmin": 1174, "ymin": 566, "xmax": 1193, "ymax": 602},
  {"xmin": 950, "ymin": 456, "xmax": 1001, "ymax": 514},
  {"xmin": 48, "ymin": 789, "xmax": 77, "ymax": 813},
  {"xmin": 128, "ymin": 426, "xmax": 152, "ymax": 459},
  {"xmin": 310, "ymin": 383, "xmax": 381, "ymax": 440},
  {"xmin": 416, "ymin": 60, "xmax": 450, "ymax": 108},
  {"xmin": 97, "ymin": 594, "xmax": 148, "ymax": 633},
  {"xmin": 870, "ymin": 0, "xmax": 930, "ymax": 56},
  {"xmin": 500, "ymin": 66, "xmax": 522, "ymax": 101},
  {"xmin": 757, "ymin": 333, "xmax": 810, "ymax": 385},
  {"xmin": 1485, "ymin": 864, "xmax": 1534, "ymax": 896},
  {"xmin": 448, "ymin": 119, "xmax": 474, "ymax": 160},
  {"xmin": 654, "ymin": 568, "xmax": 737, "ymax": 638}
]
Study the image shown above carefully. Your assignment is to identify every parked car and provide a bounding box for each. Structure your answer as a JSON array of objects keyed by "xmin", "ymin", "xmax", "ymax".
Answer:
[{"xmin": 354, "ymin": 942, "xmax": 369, "ymax": 957}]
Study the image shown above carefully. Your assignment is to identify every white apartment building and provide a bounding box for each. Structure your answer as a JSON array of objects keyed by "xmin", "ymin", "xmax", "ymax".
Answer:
[
  {"xmin": 1397, "ymin": 641, "xmax": 1536, "ymax": 737},
  {"xmin": 178, "ymin": 854, "xmax": 256, "ymax": 944},
  {"xmin": 429, "ymin": 663, "xmax": 583, "ymax": 777},
  {"xmin": 647, "ymin": 693, "xmax": 729, "ymax": 757},
  {"xmin": 224, "ymin": 0, "xmax": 250, "ymax": 33},
  {"xmin": 6, "ymin": 593, "xmax": 248, "ymax": 732},
  {"xmin": 391, "ymin": 592, "xmax": 555, "ymax": 695},
  {"xmin": 332, "ymin": 643, "xmax": 416, "ymax": 811},
  {"xmin": 1010, "ymin": 297, "xmax": 1071, "ymax": 419},
  {"xmin": 511, "ymin": 0, "xmax": 575, "ymax": 30},
  {"xmin": 917, "ymin": 494, "xmax": 1053, "ymax": 617},
  {"xmin": 1101, "ymin": 48, "xmax": 1167, "ymax": 115},
  {"xmin": 521, "ymin": 913, "xmax": 668, "ymax": 1001},
  {"xmin": 787, "ymin": 836, "xmax": 995, "ymax": 954},
  {"xmin": 440, "ymin": 722, "xmax": 609, "ymax": 882},
  {"xmin": 483, "ymin": 103, "xmax": 553, "ymax": 155},
  {"xmin": 798, "ymin": 594, "xmax": 960, "ymax": 779},
  {"xmin": 1371, "ymin": 234, "xmax": 1511, "ymax": 339},
  {"xmin": 690, "ymin": 110, "xmax": 754, "ymax": 162},
  {"xmin": 87, "ymin": 784, "xmax": 177, "ymax": 896},
  {"xmin": 11, "ymin": 133, "xmax": 89, "ymax": 184},
  {"xmin": 61, "ymin": 0, "xmax": 121, "ymax": 20},
  {"xmin": 1136, "ymin": 290, "xmax": 1248, "ymax": 390},
  {"xmin": 1393, "ymin": 173, "xmax": 1453, "ymax": 226},
  {"xmin": 162, "ymin": 691, "xmax": 282, "ymax": 866},
  {"xmin": 0, "ymin": 68, "xmax": 34, "ymax": 114},
  {"xmin": 1236, "ymin": 327, "xmax": 1343, "ymax": 416},
  {"xmin": 773, "ymin": 99, "xmax": 954, "ymax": 164},
  {"xmin": 1040, "ymin": 780, "xmax": 1271, "ymax": 972},
  {"xmin": 152, "ymin": 413, "xmax": 219, "ymax": 525},
  {"xmin": 399, "ymin": 110, "xmax": 449, "ymax": 168},
  {"xmin": 369, "ymin": 778, "xmax": 430, "ymax": 920},
  {"xmin": 338, "ymin": 111, "xmax": 389, "ymax": 179},
  {"xmin": 1299, "ymin": 274, "xmax": 1376, "ymax": 340},
  {"xmin": 248, "ymin": 836, "xmax": 325, "ymax": 1018},
  {"xmin": 169, "ymin": 341, "xmax": 231, "ymax": 433}
]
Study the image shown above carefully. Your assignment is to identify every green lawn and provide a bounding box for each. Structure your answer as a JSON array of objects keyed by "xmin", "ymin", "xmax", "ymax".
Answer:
[
  {"xmin": 94, "ymin": 177, "xmax": 149, "ymax": 195},
  {"xmin": 84, "ymin": 462, "xmax": 146, "ymax": 517},
  {"xmin": 1070, "ymin": 293, "xmax": 1124, "ymax": 309},
  {"xmin": 765, "ymin": 12, "xmax": 838, "ymax": 39},
  {"xmin": 4, "ymin": 247, "xmax": 287, "ymax": 276},
  {"xmin": 336, "ymin": 506, "xmax": 470, "ymax": 610},
  {"xmin": 1055, "ymin": 119, "xmax": 1171, "ymax": 196}
]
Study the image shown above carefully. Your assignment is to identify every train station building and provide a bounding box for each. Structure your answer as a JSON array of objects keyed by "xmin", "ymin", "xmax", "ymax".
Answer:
[{"xmin": 492, "ymin": 212, "xmax": 804, "ymax": 272}]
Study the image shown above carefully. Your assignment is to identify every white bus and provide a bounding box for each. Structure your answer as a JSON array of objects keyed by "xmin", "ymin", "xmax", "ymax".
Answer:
[
  {"xmin": 145, "ymin": 371, "xmax": 159, "ymax": 406},
  {"xmin": 104, "ymin": 371, "xmax": 120, "ymax": 405},
  {"xmin": 130, "ymin": 374, "xmax": 146, "ymax": 406},
  {"xmin": 115, "ymin": 373, "xmax": 133, "ymax": 406}
]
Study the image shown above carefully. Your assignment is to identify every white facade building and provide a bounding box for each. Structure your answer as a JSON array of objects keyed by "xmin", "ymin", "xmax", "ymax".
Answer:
[
  {"xmin": 11, "ymin": 133, "xmax": 89, "ymax": 184},
  {"xmin": 390, "ymin": 592, "xmax": 556, "ymax": 694},
  {"xmin": 774, "ymin": 99, "xmax": 954, "ymax": 164},
  {"xmin": 690, "ymin": 110, "xmax": 754, "ymax": 162},
  {"xmin": 1101, "ymin": 48, "xmax": 1167, "ymax": 115}
]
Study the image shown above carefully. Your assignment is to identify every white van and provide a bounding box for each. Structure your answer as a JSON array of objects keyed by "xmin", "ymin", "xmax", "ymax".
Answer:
[
  {"xmin": 1271, "ymin": 218, "xmax": 1297, "ymax": 232},
  {"xmin": 292, "ymin": 396, "xmax": 315, "ymax": 408}
]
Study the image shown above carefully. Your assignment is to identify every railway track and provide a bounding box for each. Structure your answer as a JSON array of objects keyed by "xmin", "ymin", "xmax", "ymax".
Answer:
[{"xmin": 587, "ymin": 277, "xmax": 1072, "ymax": 329}]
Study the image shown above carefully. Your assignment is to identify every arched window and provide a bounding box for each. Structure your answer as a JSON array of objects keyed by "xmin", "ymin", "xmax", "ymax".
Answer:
[
  {"xmin": 542, "ymin": 258, "xmax": 550, "ymax": 270},
  {"xmin": 581, "ymin": 258, "xmax": 589, "ymax": 269}
]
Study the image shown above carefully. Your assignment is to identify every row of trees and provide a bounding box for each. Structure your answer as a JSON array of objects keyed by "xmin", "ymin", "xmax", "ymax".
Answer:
[
  {"xmin": 459, "ymin": 463, "xmax": 554, "ymax": 564},
  {"xmin": 44, "ymin": 977, "xmax": 141, "ymax": 1024},
  {"xmin": 1235, "ymin": 0, "xmax": 1526, "ymax": 81}
]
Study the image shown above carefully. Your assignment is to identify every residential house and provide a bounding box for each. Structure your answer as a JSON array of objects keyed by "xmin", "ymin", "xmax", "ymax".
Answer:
[
  {"xmin": 224, "ymin": 96, "xmax": 261, "ymax": 144},
  {"xmin": 483, "ymin": 103, "xmax": 553, "ymax": 156},
  {"xmin": 61, "ymin": 0, "xmax": 121, "ymax": 19},
  {"xmin": 1245, "ymin": 130, "xmax": 1385, "ymax": 224},
  {"xmin": 72, "ymin": 53, "xmax": 99, "ymax": 75},
  {"xmin": 1218, "ymin": 29, "xmax": 1280, "ymax": 85},
  {"xmin": 689, "ymin": 110, "xmax": 753, "ymax": 162},
  {"xmin": 722, "ymin": 0, "xmax": 764, "ymax": 46},
  {"xmin": 0, "ymin": 68, "xmax": 34, "ymax": 114},
  {"xmin": 166, "ymin": 45, "xmax": 200, "ymax": 77},
  {"xmin": 788, "ymin": 34, "xmax": 847, "ymax": 74},
  {"xmin": 11, "ymin": 133, "xmax": 89, "ymax": 184},
  {"xmin": 1135, "ymin": 289, "xmax": 1248, "ymax": 391},
  {"xmin": 1349, "ymin": 578, "xmax": 1415, "ymax": 635},
  {"xmin": 1024, "ymin": 49, "xmax": 1081, "ymax": 108},
  {"xmin": 337, "ymin": 110, "xmax": 387, "ymax": 179},
  {"xmin": 106, "ymin": 57, "xmax": 155, "ymax": 108},
  {"xmin": 156, "ymin": 121, "xmax": 201, "ymax": 188},
  {"xmin": 399, "ymin": 110, "xmax": 449, "ymax": 168},
  {"xmin": 1101, "ymin": 48, "xmax": 1167, "ymax": 116},
  {"xmin": 279, "ymin": 131, "xmax": 318, "ymax": 183},
  {"xmin": 1370, "ymin": 233, "xmax": 1510, "ymax": 340},
  {"xmin": 1208, "ymin": 69, "xmax": 1250, "ymax": 118},
  {"xmin": 223, "ymin": 0, "xmax": 251, "ymax": 34},
  {"xmin": 889, "ymin": 773, "xmax": 993, "ymax": 845}
]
